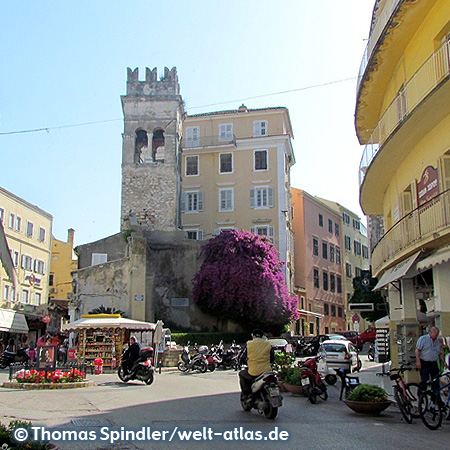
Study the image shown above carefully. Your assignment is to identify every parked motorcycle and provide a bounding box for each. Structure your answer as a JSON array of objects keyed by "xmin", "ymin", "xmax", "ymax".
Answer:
[
  {"xmin": 199, "ymin": 345, "xmax": 220, "ymax": 372},
  {"xmin": 177, "ymin": 344, "xmax": 207, "ymax": 373},
  {"xmin": 240, "ymin": 371, "xmax": 282, "ymax": 419},
  {"xmin": 118, "ymin": 347, "xmax": 155, "ymax": 385},
  {"xmin": 215, "ymin": 341, "xmax": 239, "ymax": 370},
  {"xmin": 367, "ymin": 344, "xmax": 375, "ymax": 361},
  {"xmin": 0, "ymin": 348, "xmax": 30, "ymax": 369},
  {"xmin": 299, "ymin": 356, "xmax": 328, "ymax": 403}
]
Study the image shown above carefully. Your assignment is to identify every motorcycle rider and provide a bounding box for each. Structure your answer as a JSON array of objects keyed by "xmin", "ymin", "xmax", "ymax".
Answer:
[
  {"xmin": 239, "ymin": 329, "xmax": 275, "ymax": 398},
  {"xmin": 122, "ymin": 336, "xmax": 141, "ymax": 375}
]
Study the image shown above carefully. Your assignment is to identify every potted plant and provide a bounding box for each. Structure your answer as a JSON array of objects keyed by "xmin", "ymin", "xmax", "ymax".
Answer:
[
  {"xmin": 283, "ymin": 368, "xmax": 304, "ymax": 396},
  {"xmin": 343, "ymin": 384, "xmax": 392, "ymax": 415},
  {"xmin": 272, "ymin": 352, "xmax": 295, "ymax": 392}
]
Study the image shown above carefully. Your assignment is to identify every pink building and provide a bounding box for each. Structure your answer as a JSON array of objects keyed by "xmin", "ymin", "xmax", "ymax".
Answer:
[{"xmin": 291, "ymin": 188, "xmax": 345, "ymax": 335}]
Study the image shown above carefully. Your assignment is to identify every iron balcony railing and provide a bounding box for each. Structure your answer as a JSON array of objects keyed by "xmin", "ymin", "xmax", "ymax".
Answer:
[
  {"xmin": 182, "ymin": 135, "xmax": 236, "ymax": 149},
  {"xmin": 357, "ymin": 0, "xmax": 403, "ymax": 92},
  {"xmin": 359, "ymin": 40, "xmax": 450, "ymax": 186},
  {"xmin": 371, "ymin": 188, "xmax": 450, "ymax": 274}
]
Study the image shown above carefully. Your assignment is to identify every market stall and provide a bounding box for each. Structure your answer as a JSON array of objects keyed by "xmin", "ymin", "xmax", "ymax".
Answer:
[{"xmin": 62, "ymin": 314, "xmax": 157, "ymax": 368}]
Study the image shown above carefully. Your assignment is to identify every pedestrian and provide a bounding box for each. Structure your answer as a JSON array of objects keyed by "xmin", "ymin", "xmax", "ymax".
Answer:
[
  {"xmin": 6, "ymin": 338, "xmax": 15, "ymax": 353},
  {"xmin": 415, "ymin": 326, "xmax": 449, "ymax": 398}
]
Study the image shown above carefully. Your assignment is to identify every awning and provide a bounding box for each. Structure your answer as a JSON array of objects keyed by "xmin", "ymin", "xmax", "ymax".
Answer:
[
  {"xmin": 416, "ymin": 244, "xmax": 450, "ymax": 271},
  {"xmin": 0, "ymin": 222, "xmax": 16, "ymax": 286},
  {"xmin": 62, "ymin": 315, "xmax": 156, "ymax": 332},
  {"xmin": 298, "ymin": 309, "xmax": 324, "ymax": 319},
  {"xmin": 0, "ymin": 308, "xmax": 29, "ymax": 333},
  {"xmin": 373, "ymin": 251, "xmax": 422, "ymax": 290}
]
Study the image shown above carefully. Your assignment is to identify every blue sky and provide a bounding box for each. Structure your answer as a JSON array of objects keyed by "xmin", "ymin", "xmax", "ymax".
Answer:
[{"xmin": 0, "ymin": 1, "xmax": 374, "ymax": 245}]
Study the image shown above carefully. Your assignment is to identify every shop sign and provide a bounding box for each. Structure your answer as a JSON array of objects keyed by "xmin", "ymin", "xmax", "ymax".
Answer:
[
  {"xmin": 26, "ymin": 274, "xmax": 41, "ymax": 286},
  {"xmin": 42, "ymin": 314, "xmax": 52, "ymax": 324},
  {"xmin": 134, "ymin": 295, "xmax": 144, "ymax": 301},
  {"xmin": 418, "ymin": 166, "xmax": 439, "ymax": 206}
]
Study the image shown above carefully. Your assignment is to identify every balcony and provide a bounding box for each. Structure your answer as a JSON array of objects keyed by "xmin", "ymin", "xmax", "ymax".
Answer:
[
  {"xmin": 371, "ymin": 189, "xmax": 450, "ymax": 275},
  {"xmin": 182, "ymin": 135, "xmax": 236, "ymax": 150},
  {"xmin": 359, "ymin": 40, "xmax": 450, "ymax": 187}
]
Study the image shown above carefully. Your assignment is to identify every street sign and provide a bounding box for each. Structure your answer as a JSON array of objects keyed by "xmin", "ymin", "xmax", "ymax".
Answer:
[
  {"xmin": 348, "ymin": 303, "xmax": 374, "ymax": 312},
  {"xmin": 42, "ymin": 314, "xmax": 51, "ymax": 323}
]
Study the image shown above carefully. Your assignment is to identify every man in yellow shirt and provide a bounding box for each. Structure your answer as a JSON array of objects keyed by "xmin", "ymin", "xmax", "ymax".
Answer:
[{"xmin": 239, "ymin": 329, "xmax": 275, "ymax": 397}]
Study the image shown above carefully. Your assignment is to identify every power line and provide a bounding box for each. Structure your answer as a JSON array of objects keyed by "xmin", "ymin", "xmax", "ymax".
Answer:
[{"xmin": 0, "ymin": 76, "xmax": 357, "ymax": 136}]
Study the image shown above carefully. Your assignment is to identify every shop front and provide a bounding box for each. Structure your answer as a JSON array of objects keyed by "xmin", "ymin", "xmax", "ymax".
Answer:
[{"xmin": 0, "ymin": 308, "xmax": 29, "ymax": 350}]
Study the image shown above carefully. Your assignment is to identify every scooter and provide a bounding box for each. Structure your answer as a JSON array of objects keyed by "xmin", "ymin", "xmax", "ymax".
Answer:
[
  {"xmin": 215, "ymin": 341, "xmax": 239, "ymax": 370},
  {"xmin": 177, "ymin": 344, "xmax": 207, "ymax": 373},
  {"xmin": 118, "ymin": 347, "xmax": 155, "ymax": 385},
  {"xmin": 0, "ymin": 348, "xmax": 30, "ymax": 369},
  {"xmin": 299, "ymin": 356, "xmax": 328, "ymax": 403},
  {"xmin": 240, "ymin": 371, "xmax": 282, "ymax": 420},
  {"xmin": 367, "ymin": 344, "xmax": 375, "ymax": 361}
]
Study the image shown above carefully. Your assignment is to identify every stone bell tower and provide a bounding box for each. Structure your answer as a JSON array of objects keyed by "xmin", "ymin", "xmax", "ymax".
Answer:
[{"xmin": 120, "ymin": 66, "xmax": 184, "ymax": 231}]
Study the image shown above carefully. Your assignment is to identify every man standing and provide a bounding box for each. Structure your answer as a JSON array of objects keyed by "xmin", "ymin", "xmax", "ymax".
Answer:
[{"xmin": 415, "ymin": 326, "xmax": 448, "ymax": 396}]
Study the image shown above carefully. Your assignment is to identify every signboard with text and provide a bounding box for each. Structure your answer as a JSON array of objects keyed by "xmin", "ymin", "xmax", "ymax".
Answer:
[{"xmin": 417, "ymin": 166, "xmax": 439, "ymax": 206}]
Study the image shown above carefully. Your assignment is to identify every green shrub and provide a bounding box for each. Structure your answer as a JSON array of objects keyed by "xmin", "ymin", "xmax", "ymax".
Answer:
[
  {"xmin": 272, "ymin": 352, "xmax": 295, "ymax": 381},
  {"xmin": 346, "ymin": 384, "xmax": 388, "ymax": 402},
  {"xmin": 285, "ymin": 368, "xmax": 303, "ymax": 386},
  {"xmin": 171, "ymin": 332, "xmax": 250, "ymax": 347},
  {"xmin": 0, "ymin": 420, "xmax": 51, "ymax": 449}
]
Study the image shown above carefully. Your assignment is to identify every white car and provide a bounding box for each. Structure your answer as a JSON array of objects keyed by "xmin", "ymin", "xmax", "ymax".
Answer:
[{"xmin": 317, "ymin": 339, "xmax": 361, "ymax": 374}]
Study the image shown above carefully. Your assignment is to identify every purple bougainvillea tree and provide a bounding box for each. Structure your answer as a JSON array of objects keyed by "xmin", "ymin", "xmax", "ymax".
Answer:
[{"xmin": 192, "ymin": 230, "xmax": 299, "ymax": 335}]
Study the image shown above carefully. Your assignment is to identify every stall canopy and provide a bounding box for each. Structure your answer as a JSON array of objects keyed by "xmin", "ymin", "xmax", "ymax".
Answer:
[
  {"xmin": 0, "ymin": 308, "xmax": 29, "ymax": 333},
  {"xmin": 62, "ymin": 315, "xmax": 156, "ymax": 332},
  {"xmin": 373, "ymin": 251, "xmax": 421, "ymax": 290},
  {"xmin": 416, "ymin": 244, "xmax": 450, "ymax": 271}
]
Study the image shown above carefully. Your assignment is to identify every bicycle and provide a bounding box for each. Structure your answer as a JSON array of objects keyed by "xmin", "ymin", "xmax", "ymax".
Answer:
[
  {"xmin": 389, "ymin": 363, "xmax": 420, "ymax": 424},
  {"xmin": 419, "ymin": 371, "xmax": 450, "ymax": 430}
]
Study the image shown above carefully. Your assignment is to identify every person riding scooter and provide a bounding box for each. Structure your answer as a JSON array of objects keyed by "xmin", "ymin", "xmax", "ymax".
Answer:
[
  {"xmin": 122, "ymin": 336, "xmax": 141, "ymax": 375},
  {"xmin": 238, "ymin": 329, "xmax": 275, "ymax": 398}
]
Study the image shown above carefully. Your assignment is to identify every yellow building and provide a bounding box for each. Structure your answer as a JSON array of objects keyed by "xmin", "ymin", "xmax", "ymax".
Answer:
[
  {"xmin": 356, "ymin": 0, "xmax": 450, "ymax": 367},
  {"xmin": 181, "ymin": 105, "xmax": 295, "ymax": 291},
  {"xmin": 0, "ymin": 186, "xmax": 53, "ymax": 342}
]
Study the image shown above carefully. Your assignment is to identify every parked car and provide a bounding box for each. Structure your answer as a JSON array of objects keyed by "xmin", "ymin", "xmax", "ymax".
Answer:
[
  {"xmin": 268, "ymin": 338, "xmax": 288, "ymax": 353},
  {"xmin": 359, "ymin": 327, "xmax": 376, "ymax": 344},
  {"xmin": 317, "ymin": 339, "xmax": 362, "ymax": 374},
  {"xmin": 335, "ymin": 331, "xmax": 363, "ymax": 350}
]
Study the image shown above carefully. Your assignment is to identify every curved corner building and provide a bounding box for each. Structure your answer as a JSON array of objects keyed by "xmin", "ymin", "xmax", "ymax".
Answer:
[{"xmin": 356, "ymin": 0, "xmax": 450, "ymax": 367}]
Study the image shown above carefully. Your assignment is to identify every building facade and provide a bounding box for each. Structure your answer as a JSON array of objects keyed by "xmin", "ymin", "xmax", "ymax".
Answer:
[
  {"xmin": 181, "ymin": 105, "xmax": 295, "ymax": 289},
  {"xmin": 0, "ymin": 186, "xmax": 53, "ymax": 343},
  {"xmin": 291, "ymin": 188, "xmax": 345, "ymax": 334},
  {"xmin": 356, "ymin": 0, "xmax": 450, "ymax": 367}
]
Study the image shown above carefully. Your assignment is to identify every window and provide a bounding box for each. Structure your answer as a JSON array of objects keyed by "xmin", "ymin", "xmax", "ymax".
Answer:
[
  {"xmin": 324, "ymin": 303, "xmax": 329, "ymax": 315},
  {"xmin": 253, "ymin": 120, "xmax": 267, "ymax": 137},
  {"xmin": 328, "ymin": 219, "xmax": 333, "ymax": 233},
  {"xmin": 309, "ymin": 323, "xmax": 314, "ymax": 335},
  {"xmin": 313, "ymin": 268, "xmax": 320, "ymax": 288},
  {"xmin": 330, "ymin": 274, "xmax": 336, "ymax": 292},
  {"xmin": 49, "ymin": 274, "xmax": 54, "ymax": 286},
  {"xmin": 335, "ymin": 223, "xmax": 339, "ymax": 237},
  {"xmin": 355, "ymin": 267, "xmax": 362, "ymax": 278},
  {"xmin": 34, "ymin": 292, "xmax": 41, "ymax": 306},
  {"xmin": 34, "ymin": 259, "xmax": 45, "ymax": 275},
  {"xmin": 3, "ymin": 285, "xmax": 9, "ymax": 301},
  {"xmin": 219, "ymin": 188, "xmax": 234, "ymax": 211},
  {"xmin": 354, "ymin": 240, "xmax": 361, "ymax": 256},
  {"xmin": 16, "ymin": 216, "xmax": 21, "ymax": 232},
  {"xmin": 338, "ymin": 307, "xmax": 343, "ymax": 318},
  {"xmin": 91, "ymin": 253, "xmax": 107, "ymax": 266},
  {"xmin": 343, "ymin": 212, "xmax": 350, "ymax": 224},
  {"xmin": 323, "ymin": 271, "xmax": 329, "ymax": 291},
  {"xmin": 39, "ymin": 227, "xmax": 46, "ymax": 243},
  {"xmin": 337, "ymin": 276, "xmax": 342, "ymax": 293},
  {"xmin": 300, "ymin": 296, "xmax": 305, "ymax": 309},
  {"xmin": 319, "ymin": 214, "xmax": 324, "ymax": 227},
  {"xmin": 313, "ymin": 238, "xmax": 319, "ymax": 256},
  {"xmin": 8, "ymin": 213, "xmax": 14, "ymax": 229},
  {"xmin": 185, "ymin": 155, "xmax": 199, "ymax": 176},
  {"xmin": 336, "ymin": 246, "xmax": 341, "ymax": 264},
  {"xmin": 322, "ymin": 242, "xmax": 328, "ymax": 259},
  {"xmin": 214, "ymin": 226, "xmax": 235, "ymax": 235},
  {"xmin": 185, "ymin": 126, "xmax": 200, "ymax": 147},
  {"xmin": 330, "ymin": 244, "xmax": 335, "ymax": 262},
  {"xmin": 362, "ymin": 245, "xmax": 369, "ymax": 259},
  {"xmin": 331, "ymin": 305, "xmax": 336, "ymax": 317},
  {"xmin": 26, "ymin": 221, "xmax": 33, "ymax": 237},
  {"xmin": 254, "ymin": 150, "xmax": 268, "ymax": 170},
  {"xmin": 185, "ymin": 230, "xmax": 203, "ymax": 240},
  {"xmin": 0, "ymin": 208, "xmax": 3, "ymax": 223},
  {"xmin": 21, "ymin": 255, "xmax": 33, "ymax": 271},
  {"xmin": 21, "ymin": 289, "xmax": 29, "ymax": 304},
  {"xmin": 219, "ymin": 123, "xmax": 233, "ymax": 141},
  {"xmin": 183, "ymin": 191, "xmax": 204, "ymax": 213},
  {"xmin": 13, "ymin": 251, "xmax": 19, "ymax": 267},
  {"xmin": 346, "ymin": 262, "xmax": 352, "ymax": 278},
  {"xmin": 219, "ymin": 153, "xmax": 233, "ymax": 173},
  {"xmin": 345, "ymin": 235, "xmax": 351, "ymax": 251},
  {"xmin": 251, "ymin": 226, "xmax": 274, "ymax": 242},
  {"xmin": 250, "ymin": 187, "xmax": 274, "ymax": 209}
]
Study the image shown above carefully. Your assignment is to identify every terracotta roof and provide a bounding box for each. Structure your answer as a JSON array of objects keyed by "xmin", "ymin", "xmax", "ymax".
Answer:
[{"xmin": 187, "ymin": 106, "xmax": 287, "ymax": 118}]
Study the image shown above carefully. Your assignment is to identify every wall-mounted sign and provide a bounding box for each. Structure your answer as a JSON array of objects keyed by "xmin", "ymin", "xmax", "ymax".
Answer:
[
  {"xmin": 42, "ymin": 314, "xmax": 51, "ymax": 324},
  {"xmin": 26, "ymin": 274, "xmax": 41, "ymax": 286},
  {"xmin": 171, "ymin": 298, "xmax": 189, "ymax": 307},
  {"xmin": 134, "ymin": 295, "xmax": 144, "ymax": 301},
  {"xmin": 418, "ymin": 166, "xmax": 439, "ymax": 206}
]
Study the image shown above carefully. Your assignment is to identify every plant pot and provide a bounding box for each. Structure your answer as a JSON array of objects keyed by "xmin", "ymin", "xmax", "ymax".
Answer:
[
  {"xmin": 344, "ymin": 400, "xmax": 392, "ymax": 415},
  {"xmin": 284, "ymin": 383, "xmax": 304, "ymax": 396},
  {"xmin": 277, "ymin": 380, "xmax": 288, "ymax": 392}
]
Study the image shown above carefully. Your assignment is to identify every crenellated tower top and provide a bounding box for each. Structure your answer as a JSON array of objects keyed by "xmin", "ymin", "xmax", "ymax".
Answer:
[{"xmin": 126, "ymin": 66, "xmax": 180, "ymax": 98}]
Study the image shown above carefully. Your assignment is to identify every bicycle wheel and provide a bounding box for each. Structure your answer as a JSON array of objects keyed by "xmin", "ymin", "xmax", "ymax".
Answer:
[
  {"xmin": 419, "ymin": 391, "xmax": 443, "ymax": 430},
  {"xmin": 405, "ymin": 383, "xmax": 420, "ymax": 419},
  {"xmin": 394, "ymin": 386, "xmax": 413, "ymax": 423}
]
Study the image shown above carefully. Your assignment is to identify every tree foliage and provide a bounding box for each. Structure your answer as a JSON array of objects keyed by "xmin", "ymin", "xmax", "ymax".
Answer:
[
  {"xmin": 88, "ymin": 305, "xmax": 126, "ymax": 317},
  {"xmin": 349, "ymin": 287, "xmax": 389, "ymax": 322},
  {"xmin": 192, "ymin": 230, "xmax": 299, "ymax": 335}
]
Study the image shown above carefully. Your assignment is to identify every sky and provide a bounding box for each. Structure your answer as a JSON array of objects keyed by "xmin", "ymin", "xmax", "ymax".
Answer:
[{"xmin": 0, "ymin": 0, "xmax": 375, "ymax": 246}]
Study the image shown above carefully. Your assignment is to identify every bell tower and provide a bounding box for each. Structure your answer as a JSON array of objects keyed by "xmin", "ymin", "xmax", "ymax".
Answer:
[{"xmin": 120, "ymin": 66, "xmax": 184, "ymax": 231}]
